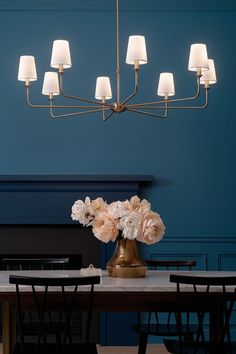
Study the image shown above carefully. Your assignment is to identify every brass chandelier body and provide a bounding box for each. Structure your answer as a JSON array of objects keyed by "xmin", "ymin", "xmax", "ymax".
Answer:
[{"xmin": 18, "ymin": 0, "xmax": 216, "ymax": 120}]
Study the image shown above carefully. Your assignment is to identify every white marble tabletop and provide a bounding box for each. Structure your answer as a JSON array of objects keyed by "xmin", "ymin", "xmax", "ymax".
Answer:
[{"xmin": 0, "ymin": 270, "xmax": 236, "ymax": 293}]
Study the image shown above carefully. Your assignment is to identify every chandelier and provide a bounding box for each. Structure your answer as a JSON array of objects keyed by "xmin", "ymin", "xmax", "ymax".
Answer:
[{"xmin": 17, "ymin": 0, "xmax": 217, "ymax": 121}]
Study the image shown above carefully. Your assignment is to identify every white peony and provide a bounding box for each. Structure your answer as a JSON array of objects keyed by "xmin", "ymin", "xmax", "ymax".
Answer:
[
  {"xmin": 71, "ymin": 196, "xmax": 94, "ymax": 226},
  {"xmin": 108, "ymin": 201, "xmax": 128, "ymax": 219},
  {"xmin": 119, "ymin": 211, "xmax": 142, "ymax": 240},
  {"xmin": 129, "ymin": 196, "xmax": 151, "ymax": 213}
]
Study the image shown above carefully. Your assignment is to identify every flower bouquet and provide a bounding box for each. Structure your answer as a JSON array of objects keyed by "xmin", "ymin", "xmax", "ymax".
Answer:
[{"xmin": 71, "ymin": 195, "xmax": 165, "ymax": 277}]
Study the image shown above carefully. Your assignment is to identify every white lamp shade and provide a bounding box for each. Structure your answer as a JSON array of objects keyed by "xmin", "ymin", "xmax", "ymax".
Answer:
[
  {"xmin": 200, "ymin": 59, "xmax": 217, "ymax": 85},
  {"xmin": 157, "ymin": 72, "xmax": 175, "ymax": 97},
  {"xmin": 126, "ymin": 35, "xmax": 147, "ymax": 65},
  {"xmin": 50, "ymin": 40, "xmax": 72, "ymax": 69},
  {"xmin": 95, "ymin": 76, "xmax": 112, "ymax": 100},
  {"xmin": 42, "ymin": 72, "xmax": 60, "ymax": 96},
  {"xmin": 18, "ymin": 56, "xmax": 37, "ymax": 81},
  {"xmin": 188, "ymin": 43, "xmax": 209, "ymax": 72}
]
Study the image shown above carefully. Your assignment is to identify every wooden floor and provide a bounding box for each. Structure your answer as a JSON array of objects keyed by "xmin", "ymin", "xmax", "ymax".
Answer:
[
  {"xmin": 97, "ymin": 344, "xmax": 168, "ymax": 354},
  {"xmin": 0, "ymin": 343, "xmax": 169, "ymax": 354}
]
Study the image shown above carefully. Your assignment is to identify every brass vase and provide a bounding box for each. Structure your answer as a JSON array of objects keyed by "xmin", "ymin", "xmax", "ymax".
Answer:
[{"xmin": 106, "ymin": 238, "xmax": 147, "ymax": 278}]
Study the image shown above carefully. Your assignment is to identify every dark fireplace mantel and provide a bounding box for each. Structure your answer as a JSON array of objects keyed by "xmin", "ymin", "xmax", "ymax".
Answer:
[{"xmin": 0, "ymin": 175, "xmax": 153, "ymax": 224}]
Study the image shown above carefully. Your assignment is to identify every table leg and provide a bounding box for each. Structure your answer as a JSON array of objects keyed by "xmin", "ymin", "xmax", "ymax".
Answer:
[{"xmin": 2, "ymin": 302, "xmax": 16, "ymax": 354}]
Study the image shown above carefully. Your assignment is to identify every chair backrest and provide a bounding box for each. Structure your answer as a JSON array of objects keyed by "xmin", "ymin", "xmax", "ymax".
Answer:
[
  {"xmin": 137, "ymin": 259, "xmax": 197, "ymax": 330},
  {"xmin": 145, "ymin": 259, "xmax": 196, "ymax": 270},
  {"xmin": 9, "ymin": 274, "xmax": 100, "ymax": 351},
  {"xmin": 2, "ymin": 257, "xmax": 69, "ymax": 270},
  {"xmin": 169, "ymin": 274, "xmax": 236, "ymax": 347},
  {"xmin": 0, "ymin": 254, "xmax": 83, "ymax": 270}
]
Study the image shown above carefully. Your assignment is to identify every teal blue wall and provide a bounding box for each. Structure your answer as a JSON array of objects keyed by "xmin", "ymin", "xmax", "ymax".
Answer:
[{"xmin": 0, "ymin": 0, "xmax": 236, "ymax": 267}]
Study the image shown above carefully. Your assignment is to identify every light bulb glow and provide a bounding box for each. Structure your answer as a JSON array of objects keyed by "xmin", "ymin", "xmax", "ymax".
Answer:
[
  {"xmin": 200, "ymin": 59, "xmax": 217, "ymax": 85},
  {"xmin": 50, "ymin": 40, "xmax": 72, "ymax": 69},
  {"xmin": 188, "ymin": 43, "xmax": 209, "ymax": 72},
  {"xmin": 157, "ymin": 72, "xmax": 175, "ymax": 97},
  {"xmin": 95, "ymin": 76, "xmax": 112, "ymax": 100},
  {"xmin": 126, "ymin": 35, "xmax": 147, "ymax": 65},
  {"xmin": 18, "ymin": 56, "xmax": 37, "ymax": 81},
  {"xmin": 42, "ymin": 72, "xmax": 60, "ymax": 96}
]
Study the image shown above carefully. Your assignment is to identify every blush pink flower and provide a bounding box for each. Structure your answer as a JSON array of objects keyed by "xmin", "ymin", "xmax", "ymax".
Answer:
[
  {"xmin": 91, "ymin": 197, "xmax": 108, "ymax": 214},
  {"xmin": 137, "ymin": 211, "xmax": 165, "ymax": 245},
  {"xmin": 129, "ymin": 196, "xmax": 151, "ymax": 213},
  {"xmin": 92, "ymin": 212, "xmax": 119, "ymax": 243},
  {"xmin": 71, "ymin": 195, "xmax": 165, "ymax": 245}
]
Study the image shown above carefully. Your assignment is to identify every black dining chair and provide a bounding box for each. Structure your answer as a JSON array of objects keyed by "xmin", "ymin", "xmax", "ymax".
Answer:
[
  {"xmin": 2, "ymin": 257, "xmax": 70, "ymax": 341},
  {"xmin": 2, "ymin": 257, "xmax": 69, "ymax": 270},
  {"xmin": 9, "ymin": 274, "xmax": 100, "ymax": 354},
  {"xmin": 131, "ymin": 259, "xmax": 197, "ymax": 354},
  {"xmin": 163, "ymin": 274, "xmax": 236, "ymax": 354}
]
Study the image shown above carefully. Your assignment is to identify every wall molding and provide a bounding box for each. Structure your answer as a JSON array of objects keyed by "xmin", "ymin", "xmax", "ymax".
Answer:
[
  {"xmin": 147, "ymin": 237, "xmax": 236, "ymax": 271},
  {"xmin": 0, "ymin": 0, "xmax": 235, "ymax": 13},
  {"xmin": 163, "ymin": 235, "xmax": 236, "ymax": 243},
  {"xmin": 218, "ymin": 253, "xmax": 236, "ymax": 270}
]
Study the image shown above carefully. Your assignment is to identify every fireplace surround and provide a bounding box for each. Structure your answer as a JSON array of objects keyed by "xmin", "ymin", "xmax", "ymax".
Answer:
[
  {"xmin": 0, "ymin": 175, "xmax": 153, "ymax": 266},
  {"xmin": 0, "ymin": 175, "xmax": 153, "ymax": 345}
]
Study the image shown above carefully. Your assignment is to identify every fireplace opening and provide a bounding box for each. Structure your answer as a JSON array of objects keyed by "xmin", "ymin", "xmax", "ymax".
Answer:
[{"xmin": 0, "ymin": 224, "xmax": 100, "ymax": 268}]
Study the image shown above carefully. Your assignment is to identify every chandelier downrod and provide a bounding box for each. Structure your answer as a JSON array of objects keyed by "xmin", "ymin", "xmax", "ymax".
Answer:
[
  {"xmin": 17, "ymin": 0, "xmax": 217, "ymax": 120},
  {"xmin": 116, "ymin": 0, "xmax": 121, "ymax": 104}
]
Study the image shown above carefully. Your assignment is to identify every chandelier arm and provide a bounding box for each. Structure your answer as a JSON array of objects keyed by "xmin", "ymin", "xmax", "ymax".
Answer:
[
  {"xmin": 127, "ymin": 102, "xmax": 168, "ymax": 119},
  {"xmin": 126, "ymin": 75, "xmax": 201, "ymax": 108},
  {"xmin": 49, "ymin": 106, "xmax": 111, "ymax": 119},
  {"xmin": 103, "ymin": 111, "xmax": 115, "ymax": 121},
  {"xmin": 127, "ymin": 108, "xmax": 168, "ymax": 119},
  {"xmin": 58, "ymin": 73, "xmax": 114, "ymax": 108},
  {"xmin": 121, "ymin": 68, "xmax": 139, "ymax": 105},
  {"xmin": 25, "ymin": 86, "xmax": 105, "ymax": 109},
  {"xmin": 129, "ymin": 87, "xmax": 209, "ymax": 110}
]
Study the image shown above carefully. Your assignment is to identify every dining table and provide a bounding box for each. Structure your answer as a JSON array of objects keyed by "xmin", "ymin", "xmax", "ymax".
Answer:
[{"xmin": 0, "ymin": 269, "xmax": 235, "ymax": 354}]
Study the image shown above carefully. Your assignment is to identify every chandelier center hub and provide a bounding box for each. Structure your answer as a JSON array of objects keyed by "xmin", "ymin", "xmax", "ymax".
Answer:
[{"xmin": 112, "ymin": 103, "xmax": 127, "ymax": 113}]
